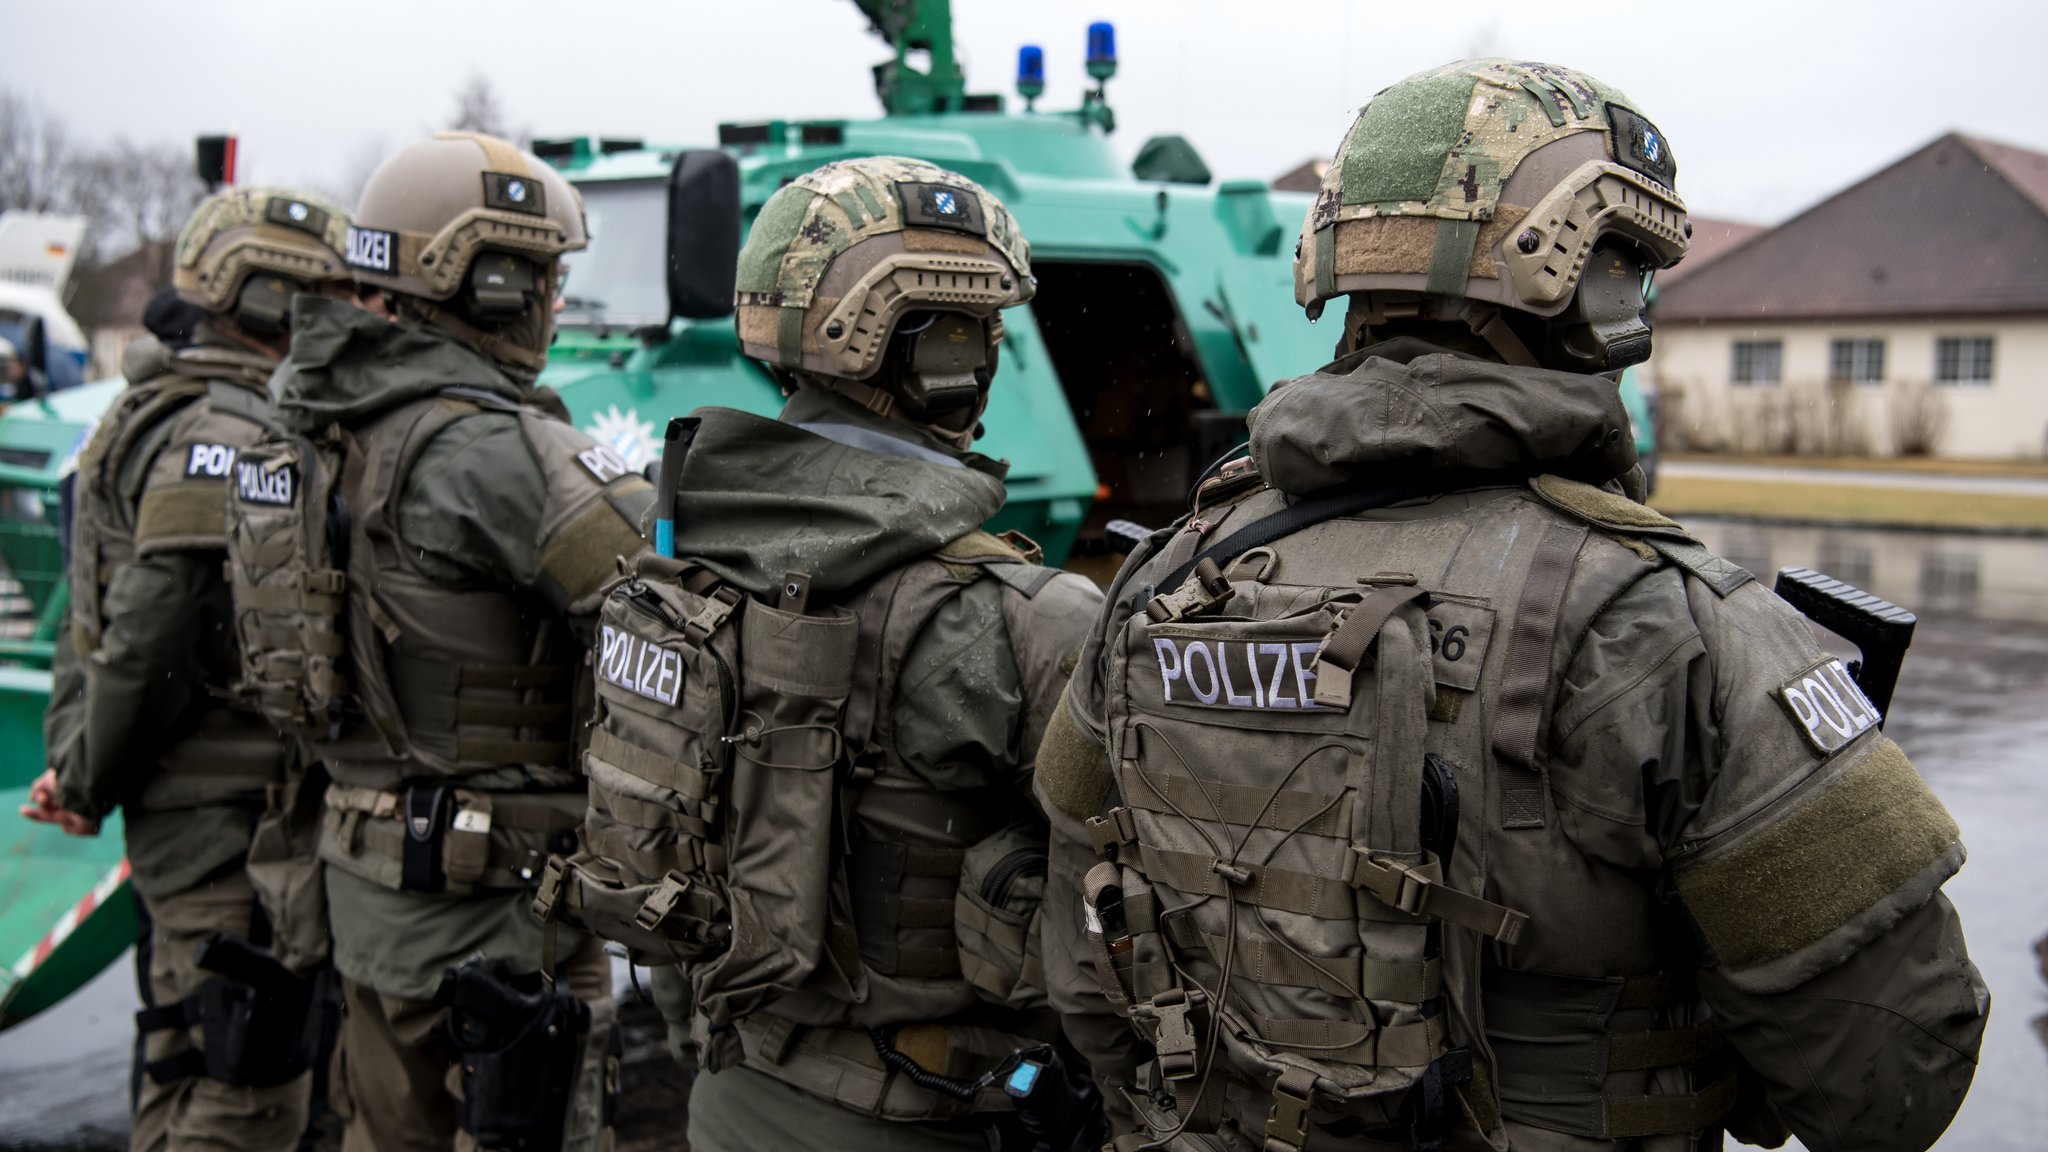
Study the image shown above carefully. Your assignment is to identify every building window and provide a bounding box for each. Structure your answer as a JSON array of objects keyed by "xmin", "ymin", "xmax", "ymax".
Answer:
[
  {"xmin": 1934, "ymin": 336, "xmax": 1994, "ymax": 386},
  {"xmin": 1731, "ymin": 340, "xmax": 1782, "ymax": 387},
  {"xmin": 1828, "ymin": 338, "xmax": 1885, "ymax": 385}
]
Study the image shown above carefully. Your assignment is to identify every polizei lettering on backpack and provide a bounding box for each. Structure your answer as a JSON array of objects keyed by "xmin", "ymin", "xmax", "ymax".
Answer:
[
  {"xmin": 1154, "ymin": 637, "xmax": 1328, "ymax": 711},
  {"xmin": 598, "ymin": 624, "xmax": 684, "ymax": 707},
  {"xmin": 1773, "ymin": 657, "xmax": 1882, "ymax": 754},
  {"xmin": 235, "ymin": 461, "xmax": 295, "ymax": 506}
]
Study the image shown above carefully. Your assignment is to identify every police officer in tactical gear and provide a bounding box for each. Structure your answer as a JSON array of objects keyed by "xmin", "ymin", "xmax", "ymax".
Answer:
[
  {"xmin": 239, "ymin": 133, "xmax": 647, "ymax": 1152},
  {"xmin": 28, "ymin": 186, "xmax": 356, "ymax": 1152},
  {"xmin": 1035, "ymin": 60, "xmax": 1987, "ymax": 1152},
  {"xmin": 537, "ymin": 156, "xmax": 1106, "ymax": 1152}
]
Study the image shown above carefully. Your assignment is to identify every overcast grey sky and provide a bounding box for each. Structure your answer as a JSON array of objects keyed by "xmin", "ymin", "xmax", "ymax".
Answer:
[{"xmin": 7, "ymin": 0, "xmax": 2045, "ymax": 225}]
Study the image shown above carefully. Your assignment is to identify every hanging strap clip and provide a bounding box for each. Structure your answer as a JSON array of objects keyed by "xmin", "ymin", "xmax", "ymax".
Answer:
[{"xmin": 1144, "ymin": 557, "xmax": 1233, "ymax": 623}]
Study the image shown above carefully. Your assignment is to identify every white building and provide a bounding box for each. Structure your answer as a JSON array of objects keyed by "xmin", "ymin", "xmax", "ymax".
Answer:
[{"xmin": 1646, "ymin": 133, "xmax": 2048, "ymax": 459}]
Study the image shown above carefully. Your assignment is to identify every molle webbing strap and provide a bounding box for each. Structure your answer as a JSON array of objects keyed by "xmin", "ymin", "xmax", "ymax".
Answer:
[
  {"xmin": 589, "ymin": 726, "xmax": 716, "ymax": 802},
  {"xmin": 1244, "ymin": 1008, "xmax": 1442, "ymax": 1068},
  {"xmin": 850, "ymin": 839, "xmax": 966, "ymax": 977},
  {"xmin": 1160, "ymin": 915, "xmax": 1440, "ymax": 1001},
  {"xmin": 1137, "ymin": 844, "xmax": 1356, "ymax": 920},
  {"xmin": 1491, "ymin": 520, "xmax": 1588, "ymax": 829},
  {"xmin": 1121, "ymin": 772, "xmax": 1348, "ymax": 839},
  {"xmin": 1426, "ymin": 219, "xmax": 1483, "ymax": 298}
]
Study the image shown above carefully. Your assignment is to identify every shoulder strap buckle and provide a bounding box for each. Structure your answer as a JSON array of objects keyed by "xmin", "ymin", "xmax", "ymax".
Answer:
[{"xmin": 1144, "ymin": 557, "xmax": 1232, "ymax": 623}]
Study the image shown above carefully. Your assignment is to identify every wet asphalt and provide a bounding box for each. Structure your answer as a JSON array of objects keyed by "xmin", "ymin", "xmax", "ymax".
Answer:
[{"xmin": 2, "ymin": 520, "xmax": 2044, "ymax": 1151}]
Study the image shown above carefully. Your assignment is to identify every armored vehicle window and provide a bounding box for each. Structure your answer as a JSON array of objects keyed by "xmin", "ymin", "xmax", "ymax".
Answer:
[
  {"xmin": 560, "ymin": 179, "xmax": 669, "ymax": 330},
  {"xmin": 1029, "ymin": 260, "xmax": 1214, "ymax": 545}
]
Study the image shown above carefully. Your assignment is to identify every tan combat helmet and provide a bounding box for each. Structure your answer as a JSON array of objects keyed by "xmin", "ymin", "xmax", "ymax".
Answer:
[
  {"xmin": 735, "ymin": 156, "xmax": 1032, "ymax": 431},
  {"xmin": 347, "ymin": 132, "xmax": 586, "ymax": 374},
  {"xmin": 347, "ymin": 131, "xmax": 587, "ymax": 301},
  {"xmin": 171, "ymin": 187, "xmax": 352, "ymax": 335},
  {"xmin": 1297, "ymin": 60, "xmax": 1690, "ymax": 371}
]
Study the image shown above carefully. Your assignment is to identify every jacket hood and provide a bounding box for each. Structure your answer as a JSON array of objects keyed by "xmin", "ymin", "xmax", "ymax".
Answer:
[
  {"xmin": 665, "ymin": 388, "xmax": 1009, "ymax": 596},
  {"xmin": 1248, "ymin": 337, "xmax": 1638, "ymax": 497},
  {"xmin": 270, "ymin": 295, "xmax": 523, "ymax": 432}
]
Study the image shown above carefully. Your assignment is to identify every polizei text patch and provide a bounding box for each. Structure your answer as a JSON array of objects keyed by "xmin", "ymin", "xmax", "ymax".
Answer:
[
  {"xmin": 1154, "ymin": 637, "xmax": 1328, "ymax": 711},
  {"xmin": 1774, "ymin": 657, "xmax": 1882, "ymax": 754},
  {"xmin": 235, "ymin": 460, "xmax": 294, "ymax": 506},
  {"xmin": 598, "ymin": 624, "xmax": 685, "ymax": 707}
]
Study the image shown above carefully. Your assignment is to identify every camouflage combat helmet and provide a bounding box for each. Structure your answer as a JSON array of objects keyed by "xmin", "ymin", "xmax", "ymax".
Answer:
[
  {"xmin": 171, "ymin": 186, "xmax": 352, "ymax": 332},
  {"xmin": 1297, "ymin": 60, "xmax": 1689, "ymax": 327},
  {"xmin": 346, "ymin": 131, "xmax": 587, "ymax": 302},
  {"xmin": 734, "ymin": 155, "xmax": 1033, "ymax": 382}
]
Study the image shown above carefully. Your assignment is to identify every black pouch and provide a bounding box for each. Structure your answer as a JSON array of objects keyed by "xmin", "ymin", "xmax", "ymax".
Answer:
[
  {"xmin": 402, "ymin": 785, "xmax": 452, "ymax": 893},
  {"xmin": 440, "ymin": 958, "xmax": 591, "ymax": 1152}
]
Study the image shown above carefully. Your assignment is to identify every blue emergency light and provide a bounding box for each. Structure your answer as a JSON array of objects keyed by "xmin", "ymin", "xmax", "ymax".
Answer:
[
  {"xmin": 1086, "ymin": 22, "xmax": 1117, "ymax": 82},
  {"xmin": 1017, "ymin": 45, "xmax": 1046, "ymax": 107}
]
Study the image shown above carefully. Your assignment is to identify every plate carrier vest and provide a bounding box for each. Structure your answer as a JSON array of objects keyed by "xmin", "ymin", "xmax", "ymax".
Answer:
[{"xmin": 1084, "ymin": 470, "xmax": 1743, "ymax": 1150}]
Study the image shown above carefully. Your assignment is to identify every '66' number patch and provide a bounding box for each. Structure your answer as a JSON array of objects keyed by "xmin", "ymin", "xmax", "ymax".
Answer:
[{"xmin": 1773, "ymin": 657, "xmax": 1882, "ymax": 755}]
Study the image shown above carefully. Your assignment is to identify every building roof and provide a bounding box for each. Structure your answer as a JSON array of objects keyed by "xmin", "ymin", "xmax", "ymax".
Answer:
[
  {"xmin": 1656, "ymin": 217, "xmax": 1764, "ymax": 286},
  {"xmin": 1271, "ymin": 158, "xmax": 1328, "ymax": 194},
  {"xmin": 1655, "ymin": 133, "xmax": 2048, "ymax": 323}
]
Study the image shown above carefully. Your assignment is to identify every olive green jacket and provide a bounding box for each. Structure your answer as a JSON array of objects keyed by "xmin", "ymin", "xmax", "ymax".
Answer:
[
  {"xmin": 672, "ymin": 384, "xmax": 1103, "ymax": 801},
  {"xmin": 273, "ymin": 297, "xmax": 652, "ymax": 998},
  {"xmin": 52, "ymin": 335, "xmax": 288, "ymax": 898},
  {"xmin": 1040, "ymin": 339, "xmax": 1986, "ymax": 1151}
]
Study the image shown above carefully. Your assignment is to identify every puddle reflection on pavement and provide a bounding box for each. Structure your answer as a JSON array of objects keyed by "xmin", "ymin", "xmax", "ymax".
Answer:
[{"xmin": 3, "ymin": 519, "xmax": 2044, "ymax": 1151}]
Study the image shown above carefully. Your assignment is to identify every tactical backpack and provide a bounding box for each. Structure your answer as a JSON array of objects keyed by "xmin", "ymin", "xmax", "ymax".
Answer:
[
  {"xmin": 537, "ymin": 534, "xmax": 1057, "ymax": 1091},
  {"xmin": 1086, "ymin": 541, "xmax": 1532, "ymax": 1147},
  {"xmin": 224, "ymin": 426, "xmax": 355, "ymax": 743}
]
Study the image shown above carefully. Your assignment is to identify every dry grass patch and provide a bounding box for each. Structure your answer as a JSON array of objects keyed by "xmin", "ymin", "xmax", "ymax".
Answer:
[
  {"xmin": 1664, "ymin": 453, "xmax": 2048, "ymax": 479},
  {"xmin": 1652, "ymin": 476, "xmax": 2048, "ymax": 531}
]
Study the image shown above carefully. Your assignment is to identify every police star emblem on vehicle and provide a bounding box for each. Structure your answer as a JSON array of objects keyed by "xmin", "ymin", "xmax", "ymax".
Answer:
[{"xmin": 583, "ymin": 405, "xmax": 658, "ymax": 471}]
